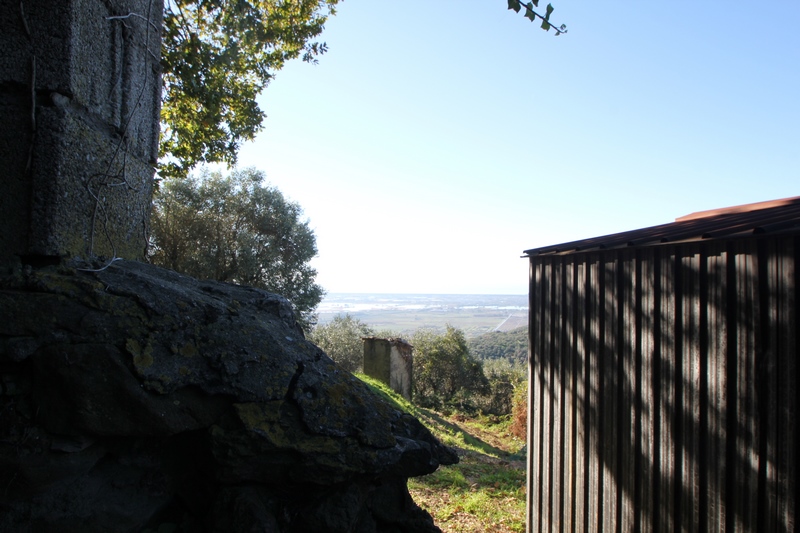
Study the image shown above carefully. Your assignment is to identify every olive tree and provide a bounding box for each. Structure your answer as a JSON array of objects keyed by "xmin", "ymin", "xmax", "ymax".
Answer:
[
  {"xmin": 148, "ymin": 167, "xmax": 324, "ymax": 330},
  {"xmin": 308, "ymin": 314, "xmax": 374, "ymax": 373},
  {"xmin": 411, "ymin": 326, "xmax": 489, "ymax": 412}
]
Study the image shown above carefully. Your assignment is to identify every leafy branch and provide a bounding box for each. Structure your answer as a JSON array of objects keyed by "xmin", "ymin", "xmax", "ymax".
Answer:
[
  {"xmin": 158, "ymin": 0, "xmax": 340, "ymax": 180},
  {"xmin": 507, "ymin": 0, "xmax": 567, "ymax": 35}
]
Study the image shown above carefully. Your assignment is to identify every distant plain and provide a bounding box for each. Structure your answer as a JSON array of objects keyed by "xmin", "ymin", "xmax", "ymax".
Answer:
[{"xmin": 316, "ymin": 293, "xmax": 528, "ymax": 337}]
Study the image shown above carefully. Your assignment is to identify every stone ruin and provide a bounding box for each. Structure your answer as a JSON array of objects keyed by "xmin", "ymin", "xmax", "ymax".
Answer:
[
  {"xmin": 362, "ymin": 337, "xmax": 414, "ymax": 401},
  {"xmin": 0, "ymin": 1, "xmax": 456, "ymax": 531}
]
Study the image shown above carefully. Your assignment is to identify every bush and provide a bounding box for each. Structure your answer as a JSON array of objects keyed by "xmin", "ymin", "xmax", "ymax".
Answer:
[
  {"xmin": 510, "ymin": 379, "xmax": 528, "ymax": 440},
  {"xmin": 476, "ymin": 359, "xmax": 526, "ymax": 416},
  {"xmin": 308, "ymin": 314, "xmax": 373, "ymax": 373},
  {"xmin": 411, "ymin": 326, "xmax": 489, "ymax": 412}
]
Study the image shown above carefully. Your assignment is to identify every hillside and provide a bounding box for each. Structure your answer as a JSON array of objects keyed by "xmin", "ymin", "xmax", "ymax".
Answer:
[
  {"xmin": 357, "ymin": 375, "xmax": 527, "ymax": 532},
  {"xmin": 468, "ymin": 326, "xmax": 528, "ymax": 366}
]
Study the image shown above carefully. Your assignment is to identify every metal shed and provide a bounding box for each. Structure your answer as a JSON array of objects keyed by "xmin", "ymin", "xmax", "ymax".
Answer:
[{"xmin": 523, "ymin": 197, "xmax": 799, "ymax": 533}]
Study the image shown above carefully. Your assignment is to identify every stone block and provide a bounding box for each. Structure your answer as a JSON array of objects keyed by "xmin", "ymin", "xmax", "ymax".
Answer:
[
  {"xmin": 363, "ymin": 337, "xmax": 414, "ymax": 401},
  {"xmin": 0, "ymin": 0, "xmax": 162, "ymax": 261}
]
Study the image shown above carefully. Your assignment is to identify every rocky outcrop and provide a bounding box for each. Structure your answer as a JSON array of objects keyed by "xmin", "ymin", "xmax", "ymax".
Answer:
[{"xmin": 0, "ymin": 259, "xmax": 457, "ymax": 532}]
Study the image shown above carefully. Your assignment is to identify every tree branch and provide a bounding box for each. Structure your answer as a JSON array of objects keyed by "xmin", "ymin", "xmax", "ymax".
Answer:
[{"xmin": 507, "ymin": 0, "xmax": 567, "ymax": 35}]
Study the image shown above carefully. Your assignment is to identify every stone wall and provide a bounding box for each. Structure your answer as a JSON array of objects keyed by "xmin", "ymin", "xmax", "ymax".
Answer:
[
  {"xmin": 0, "ymin": 0, "xmax": 162, "ymax": 263},
  {"xmin": 363, "ymin": 337, "xmax": 414, "ymax": 401}
]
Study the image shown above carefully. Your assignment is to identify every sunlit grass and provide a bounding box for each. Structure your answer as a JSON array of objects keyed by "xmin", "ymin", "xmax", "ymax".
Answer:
[
  {"xmin": 356, "ymin": 374, "xmax": 527, "ymax": 533},
  {"xmin": 408, "ymin": 455, "xmax": 526, "ymax": 533}
]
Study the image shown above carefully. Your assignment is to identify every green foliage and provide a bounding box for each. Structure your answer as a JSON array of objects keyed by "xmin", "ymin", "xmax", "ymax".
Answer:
[
  {"xmin": 357, "ymin": 373, "xmax": 479, "ymax": 453},
  {"xmin": 476, "ymin": 359, "xmax": 526, "ymax": 416},
  {"xmin": 403, "ymin": 406, "xmax": 527, "ymax": 532},
  {"xmin": 411, "ymin": 326, "xmax": 489, "ymax": 412},
  {"xmin": 510, "ymin": 379, "xmax": 527, "ymax": 440},
  {"xmin": 160, "ymin": 0, "xmax": 340, "ymax": 179},
  {"xmin": 309, "ymin": 314, "xmax": 374, "ymax": 373},
  {"xmin": 355, "ymin": 373, "xmax": 416, "ymax": 415},
  {"xmin": 468, "ymin": 326, "xmax": 528, "ymax": 366},
  {"xmin": 358, "ymin": 369, "xmax": 527, "ymax": 531},
  {"xmin": 409, "ymin": 458, "xmax": 526, "ymax": 533},
  {"xmin": 355, "ymin": 374, "xmax": 518, "ymax": 458},
  {"xmin": 507, "ymin": 0, "xmax": 566, "ymax": 35},
  {"xmin": 467, "ymin": 328, "xmax": 528, "ymax": 416},
  {"xmin": 148, "ymin": 167, "xmax": 324, "ymax": 330}
]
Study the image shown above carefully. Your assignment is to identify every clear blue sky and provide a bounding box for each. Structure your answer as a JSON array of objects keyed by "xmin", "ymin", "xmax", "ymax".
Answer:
[{"xmin": 235, "ymin": 1, "xmax": 800, "ymax": 295}]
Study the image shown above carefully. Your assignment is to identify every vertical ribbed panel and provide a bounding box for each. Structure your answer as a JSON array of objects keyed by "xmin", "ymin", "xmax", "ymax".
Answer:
[
  {"xmin": 734, "ymin": 240, "xmax": 759, "ymax": 533},
  {"xmin": 588, "ymin": 256, "xmax": 602, "ymax": 533},
  {"xmin": 575, "ymin": 260, "xmax": 589, "ymax": 533},
  {"xmin": 640, "ymin": 250, "xmax": 657, "ymax": 533},
  {"xmin": 619, "ymin": 251, "xmax": 636, "ymax": 533},
  {"xmin": 705, "ymin": 243, "xmax": 728, "ymax": 533},
  {"xmin": 527, "ymin": 235, "xmax": 798, "ymax": 533}
]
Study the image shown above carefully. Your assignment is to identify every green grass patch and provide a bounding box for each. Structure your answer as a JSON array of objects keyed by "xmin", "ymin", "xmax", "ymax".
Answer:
[
  {"xmin": 355, "ymin": 374, "xmax": 527, "ymax": 532},
  {"xmin": 408, "ymin": 455, "xmax": 526, "ymax": 533},
  {"xmin": 356, "ymin": 374, "xmax": 513, "ymax": 458}
]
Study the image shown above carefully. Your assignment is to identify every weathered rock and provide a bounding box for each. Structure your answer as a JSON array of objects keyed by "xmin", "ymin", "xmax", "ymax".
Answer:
[
  {"xmin": 1, "ymin": 0, "xmax": 163, "ymax": 262},
  {"xmin": 0, "ymin": 259, "xmax": 457, "ymax": 532}
]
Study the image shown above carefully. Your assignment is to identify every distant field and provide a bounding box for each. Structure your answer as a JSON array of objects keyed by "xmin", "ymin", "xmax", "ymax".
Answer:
[
  {"xmin": 318, "ymin": 309, "xmax": 527, "ymax": 337},
  {"xmin": 319, "ymin": 308, "xmax": 528, "ymax": 337},
  {"xmin": 317, "ymin": 293, "xmax": 528, "ymax": 337}
]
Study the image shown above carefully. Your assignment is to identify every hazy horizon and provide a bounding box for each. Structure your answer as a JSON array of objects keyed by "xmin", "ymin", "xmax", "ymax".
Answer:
[{"xmin": 317, "ymin": 292, "xmax": 528, "ymax": 336}]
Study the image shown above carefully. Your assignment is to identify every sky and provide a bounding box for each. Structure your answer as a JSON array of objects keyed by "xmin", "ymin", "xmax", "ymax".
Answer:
[{"xmin": 233, "ymin": 1, "xmax": 800, "ymax": 295}]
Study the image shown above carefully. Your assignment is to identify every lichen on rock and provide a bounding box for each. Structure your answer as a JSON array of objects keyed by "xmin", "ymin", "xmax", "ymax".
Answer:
[{"xmin": 0, "ymin": 259, "xmax": 457, "ymax": 532}]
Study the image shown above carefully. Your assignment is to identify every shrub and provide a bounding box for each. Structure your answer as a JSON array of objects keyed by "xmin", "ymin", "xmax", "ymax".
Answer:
[
  {"xmin": 411, "ymin": 325, "xmax": 489, "ymax": 412},
  {"xmin": 308, "ymin": 314, "xmax": 373, "ymax": 373},
  {"xmin": 510, "ymin": 379, "xmax": 528, "ymax": 440}
]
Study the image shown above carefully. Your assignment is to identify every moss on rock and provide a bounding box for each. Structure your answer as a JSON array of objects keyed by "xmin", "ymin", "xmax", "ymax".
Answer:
[{"xmin": 0, "ymin": 259, "xmax": 456, "ymax": 532}]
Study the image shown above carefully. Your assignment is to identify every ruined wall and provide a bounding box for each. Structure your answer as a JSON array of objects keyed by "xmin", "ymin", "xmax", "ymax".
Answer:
[
  {"xmin": 0, "ymin": 0, "xmax": 162, "ymax": 262},
  {"xmin": 363, "ymin": 337, "xmax": 414, "ymax": 400}
]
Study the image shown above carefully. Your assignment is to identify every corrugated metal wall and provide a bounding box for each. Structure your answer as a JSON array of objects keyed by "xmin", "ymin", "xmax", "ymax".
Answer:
[{"xmin": 527, "ymin": 235, "xmax": 798, "ymax": 533}]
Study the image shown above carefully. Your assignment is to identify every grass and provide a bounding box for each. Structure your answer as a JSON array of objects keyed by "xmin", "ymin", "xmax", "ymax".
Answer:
[
  {"xmin": 356, "ymin": 374, "xmax": 527, "ymax": 533},
  {"xmin": 408, "ymin": 455, "xmax": 526, "ymax": 533}
]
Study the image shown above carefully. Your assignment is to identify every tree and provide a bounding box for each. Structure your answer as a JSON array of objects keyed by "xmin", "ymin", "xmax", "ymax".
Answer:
[
  {"xmin": 468, "ymin": 326, "xmax": 528, "ymax": 366},
  {"xmin": 308, "ymin": 314, "xmax": 374, "ymax": 373},
  {"xmin": 159, "ymin": 1, "xmax": 563, "ymax": 179},
  {"xmin": 148, "ymin": 167, "xmax": 324, "ymax": 329},
  {"xmin": 411, "ymin": 325, "xmax": 489, "ymax": 411},
  {"xmin": 160, "ymin": 0, "xmax": 340, "ymax": 179}
]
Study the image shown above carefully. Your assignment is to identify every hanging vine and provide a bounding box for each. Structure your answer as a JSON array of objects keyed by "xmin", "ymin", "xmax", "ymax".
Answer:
[{"xmin": 81, "ymin": 0, "xmax": 159, "ymax": 269}]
